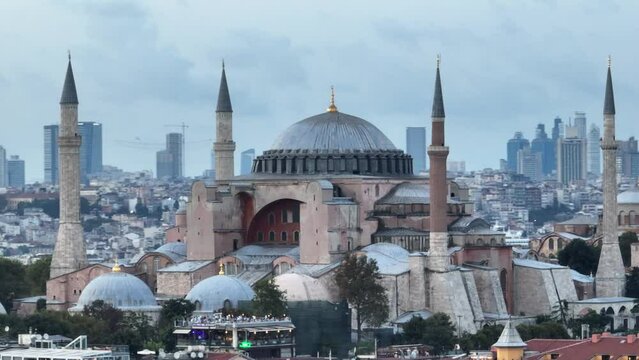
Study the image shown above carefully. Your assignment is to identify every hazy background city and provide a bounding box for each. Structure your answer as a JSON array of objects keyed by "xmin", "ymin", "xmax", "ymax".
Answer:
[{"xmin": 1, "ymin": 1, "xmax": 638, "ymax": 182}]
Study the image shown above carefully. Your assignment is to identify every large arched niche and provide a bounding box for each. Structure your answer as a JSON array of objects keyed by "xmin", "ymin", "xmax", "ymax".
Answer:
[
  {"xmin": 236, "ymin": 192, "xmax": 255, "ymax": 240},
  {"xmin": 246, "ymin": 198, "xmax": 304, "ymax": 245}
]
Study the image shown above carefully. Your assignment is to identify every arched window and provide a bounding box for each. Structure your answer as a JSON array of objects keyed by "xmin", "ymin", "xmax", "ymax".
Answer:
[
  {"xmin": 500, "ymin": 269, "xmax": 507, "ymax": 294},
  {"xmin": 269, "ymin": 231, "xmax": 275, "ymax": 241},
  {"xmin": 294, "ymin": 231, "xmax": 300, "ymax": 242},
  {"xmin": 490, "ymin": 238, "xmax": 496, "ymax": 246},
  {"xmin": 257, "ymin": 232, "xmax": 264, "ymax": 242},
  {"xmin": 223, "ymin": 299, "xmax": 232, "ymax": 311},
  {"xmin": 548, "ymin": 238, "xmax": 554, "ymax": 250},
  {"xmin": 268, "ymin": 213, "xmax": 275, "ymax": 225},
  {"xmin": 375, "ymin": 184, "xmax": 380, "ymax": 197},
  {"xmin": 153, "ymin": 257, "xmax": 160, "ymax": 272},
  {"xmin": 233, "ymin": 239, "xmax": 239, "ymax": 251},
  {"xmin": 281, "ymin": 232, "xmax": 288, "ymax": 242},
  {"xmin": 477, "ymin": 238, "xmax": 484, "ymax": 246}
]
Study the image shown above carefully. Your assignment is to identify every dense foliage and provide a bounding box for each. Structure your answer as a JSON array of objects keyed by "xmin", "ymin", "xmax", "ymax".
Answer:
[
  {"xmin": 458, "ymin": 324, "xmax": 504, "ymax": 352},
  {"xmin": 557, "ymin": 239, "xmax": 600, "ymax": 275},
  {"xmin": 252, "ymin": 278, "xmax": 287, "ymax": 317},
  {"xmin": 625, "ymin": 267, "xmax": 639, "ymax": 298},
  {"xmin": 334, "ymin": 254, "xmax": 389, "ymax": 342},
  {"xmin": 0, "ymin": 257, "xmax": 51, "ymax": 312},
  {"xmin": 401, "ymin": 313, "xmax": 456, "ymax": 355}
]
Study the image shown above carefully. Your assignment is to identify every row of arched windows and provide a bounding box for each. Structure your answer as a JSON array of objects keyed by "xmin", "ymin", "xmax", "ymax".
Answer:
[{"xmin": 257, "ymin": 231, "xmax": 300, "ymax": 242}]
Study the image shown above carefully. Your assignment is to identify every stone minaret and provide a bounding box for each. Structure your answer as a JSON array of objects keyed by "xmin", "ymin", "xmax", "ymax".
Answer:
[
  {"xmin": 214, "ymin": 62, "xmax": 235, "ymax": 182},
  {"xmin": 595, "ymin": 58, "xmax": 625, "ymax": 297},
  {"xmin": 427, "ymin": 56, "xmax": 449, "ymax": 272},
  {"xmin": 50, "ymin": 55, "xmax": 88, "ymax": 278}
]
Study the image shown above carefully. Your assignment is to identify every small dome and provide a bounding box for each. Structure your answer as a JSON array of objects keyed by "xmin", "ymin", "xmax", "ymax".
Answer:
[
  {"xmin": 271, "ymin": 111, "xmax": 397, "ymax": 152},
  {"xmin": 618, "ymin": 190, "xmax": 639, "ymax": 204},
  {"xmin": 154, "ymin": 242, "xmax": 187, "ymax": 262},
  {"xmin": 273, "ymin": 273, "xmax": 331, "ymax": 302},
  {"xmin": 186, "ymin": 275, "xmax": 255, "ymax": 312},
  {"xmin": 71, "ymin": 272, "xmax": 158, "ymax": 311}
]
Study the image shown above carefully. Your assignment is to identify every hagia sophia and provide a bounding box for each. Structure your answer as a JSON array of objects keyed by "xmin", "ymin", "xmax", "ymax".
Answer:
[{"xmin": 40, "ymin": 53, "xmax": 634, "ymax": 346}]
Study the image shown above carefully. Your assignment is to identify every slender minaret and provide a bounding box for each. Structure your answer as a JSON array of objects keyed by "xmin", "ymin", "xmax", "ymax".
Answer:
[
  {"xmin": 595, "ymin": 57, "xmax": 625, "ymax": 297},
  {"xmin": 427, "ymin": 56, "xmax": 450, "ymax": 272},
  {"xmin": 50, "ymin": 54, "xmax": 88, "ymax": 278},
  {"xmin": 214, "ymin": 62, "xmax": 235, "ymax": 182}
]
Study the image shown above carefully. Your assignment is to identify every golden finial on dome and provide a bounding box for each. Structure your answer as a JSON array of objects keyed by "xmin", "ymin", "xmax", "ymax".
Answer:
[
  {"xmin": 219, "ymin": 263, "xmax": 225, "ymax": 275},
  {"xmin": 326, "ymin": 86, "xmax": 338, "ymax": 112},
  {"xmin": 112, "ymin": 258, "xmax": 121, "ymax": 272}
]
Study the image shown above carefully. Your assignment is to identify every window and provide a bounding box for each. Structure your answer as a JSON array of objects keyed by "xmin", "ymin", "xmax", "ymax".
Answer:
[
  {"xmin": 294, "ymin": 231, "xmax": 300, "ymax": 242},
  {"xmin": 153, "ymin": 257, "xmax": 160, "ymax": 272},
  {"xmin": 281, "ymin": 232, "xmax": 288, "ymax": 242},
  {"xmin": 257, "ymin": 232, "xmax": 264, "ymax": 242},
  {"xmin": 292, "ymin": 207, "xmax": 300, "ymax": 222},
  {"xmin": 282, "ymin": 209, "xmax": 288, "ymax": 223},
  {"xmin": 269, "ymin": 231, "xmax": 275, "ymax": 241},
  {"xmin": 550, "ymin": 354, "xmax": 559, "ymax": 360},
  {"xmin": 548, "ymin": 238, "xmax": 554, "ymax": 250},
  {"xmin": 268, "ymin": 213, "xmax": 275, "ymax": 225}
]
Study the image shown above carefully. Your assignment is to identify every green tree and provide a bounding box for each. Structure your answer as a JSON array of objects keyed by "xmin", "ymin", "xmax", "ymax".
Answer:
[
  {"xmin": 83, "ymin": 300, "xmax": 124, "ymax": 331},
  {"xmin": 557, "ymin": 239, "xmax": 599, "ymax": 275},
  {"xmin": 0, "ymin": 258, "xmax": 29, "ymax": 312},
  {"xmin": 252, "ymin": 278, "xmax": 287, "ymax": 317},
  {"xmin": 619, "ymin": 232, "xmax": 638, "ymax": 267},
  {"xmin": 568, "ymin": 309, "xmax": 611, "ymax": 335},
  {"xmin": 26, "ymin": 257, "xmax": 51, "ymax": 294},
  {"xmin": 159, "ymin": 299, "xmax": 195, "ymax": 351},
  {"xmin": 36, "ymin": 298, "xmax": 47, "ymax": 312},
  {"xmin": 334, "ymin": 254, "xmax": 389, "ymax": 342},
  {"xmin": 401, "ymin": 313, "xmax": 456, "ymax": 355},
  {"xmin": 459, "ymin": 324, "xmax": 504, "ymax": 352},
  {"xmin": 626, "ymin": 268, "xmax": 639, "ymax": 298},
  {"xmin": 516, "ymin": 321, "xmax": 569, "ymax": 341}
]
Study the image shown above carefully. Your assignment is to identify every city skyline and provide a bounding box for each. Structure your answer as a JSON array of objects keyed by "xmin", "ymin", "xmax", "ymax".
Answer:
[{"xmin": 0, "ymin": 1, "xmax": 638, "ymax": 183}]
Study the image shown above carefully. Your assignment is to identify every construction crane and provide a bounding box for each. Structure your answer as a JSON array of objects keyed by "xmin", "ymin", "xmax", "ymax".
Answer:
[{"xmin": 165, "ymin": 122, "xmax": 189, "ymax": 176}]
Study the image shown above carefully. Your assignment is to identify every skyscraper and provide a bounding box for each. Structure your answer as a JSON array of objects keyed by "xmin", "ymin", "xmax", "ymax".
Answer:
[
  {"xmin": 44, "ymin": 125, "xmax": 59, "ymax": 184},
  {"xmin": 0, "ymin": 145, "xmax": 7, "ymax": 187},
  {"xmin": 557, "ymin": 137, "xmax": 587, "ymax": 185},
  {"xmin": 507, "ymin": 132, "xmax": 529, "ymax": 172},
  {"xmin": 588, "ymin": 124, "xmax": 601, "ymax": 176},
  {"xmin": 551, "ymin": 116, "xmax": 563, "ymax": 143},
  {"xmin": 7, "ymin": 155, "xmax": 25, "ymax": 187},
  {"xmin": 156, "ymin": 133, "xmax": 183, "ymax": 179},
  {"xmin": 78, "ymin": 121, "xmax": 102, "ymax": 183},
  {"xmin": 573, "ymin": 111, "xmax": 587, "ymax": 139},
  {"xmin": 241, "ymin": 148, "xmax": 256, "ymax": 175},
  {"xmin": 50, "ymin": 55, "xmax": 87, "ymax": 278},
  {"xmin": 530, "ymin": 124, "xmax": 555, "ymax": 176},
  {"xmin": 517, "ymin": 147, "xmax": 542, "ymax": 182},
  {"xmin": 616, "ymin": 137, "xmax": 639, "ymax": 179},
  {"xmin": 406, "ymin": 127, "xmax": 427, "ymax": 173}
]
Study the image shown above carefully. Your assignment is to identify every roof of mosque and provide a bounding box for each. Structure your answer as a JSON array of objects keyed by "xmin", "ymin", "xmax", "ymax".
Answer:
[
  {"xmin": 270, "ymin": 111, "xmax": 397, "ymax": 153},
  {"xmin": 273, "ymin": 273, "xmax": 332, "ymax": 302},
  {"xmin": 153, "ymin": 242, "xmax": 187, "ymax": 263},
  {"xmin": 185, "ymin": 275, "xmax": 255, "ymax": 312},
  {"xmin": 360, "ymin": 243, "xmax": 410, "ymax": 275},
  {"xmin": 618, "ymin": 190, "xmax": 639, "ymax": 204},
  {"xmin": 377, "ymin": 183, "xmax": 430, "ymax": 205},
  {"xmin": 70, "ymin": 272, "xmax": 159, "ymax": 311}
]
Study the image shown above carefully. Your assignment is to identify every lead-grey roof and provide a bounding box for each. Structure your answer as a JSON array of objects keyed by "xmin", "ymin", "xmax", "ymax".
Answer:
[
  {"xmin": 492, "ymin": 319, "xmax": 526, "ymax": 348},
  {"xmin": 186, "ymin": 275, "xmax": 255, "ymax": 312},
  {"xmin": 70, "ymin": 272, "xmax": 159, "ymax": 311},
  {"xmin": 158, "ymin": 260, "xmax": 212, "ymax": 273},
  {"xmin": 153, "ymin": 242, "xmax": 187, "ymax": 263},
  {"xmin": 60, "ymin": 59, "xmax": 78, "ymax": 105},
  {"xmin": 216, "ymin": 65, "xmax": 232, "ymax": 112},
  {"xmin": 604, "ymin": 66, "xmax": 615, "ymax": 115},
  {"xmin": 618, "ymin": 190, "xmax": 639, "ymax": 204},
  {"xmin": 270, "ymin": 111, "xmax": 397, "ymax": 152},
  {"xmin": 377, "ymin": 182, "xmax": 430, "ymax": 205},
  {"xmin": 431, "ymin": 66, "xmax": 445, "ymax": 118},
  {"xmin": 360, "ymin": 243, "xmax": 410, "ymax": 275}
]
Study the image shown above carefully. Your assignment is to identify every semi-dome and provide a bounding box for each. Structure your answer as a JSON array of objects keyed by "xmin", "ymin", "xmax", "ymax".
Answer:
[
  {"xmin": 186, "ymin": 275, "xmax": 255, "ymax": 312},
  {"xmin": 271, "ymin": 111, "xmax": 397, "ymax": 152},
  {"xmin": 252, "ymin": 107, "xmax": 413, "ymax": 177},
  {"xmin": 273, "ymin": 273, "xmax": 332, "ymax": 302},
  {"xmin": 70, "ymin": 271, "xmax": 159, "ymax": 312}
]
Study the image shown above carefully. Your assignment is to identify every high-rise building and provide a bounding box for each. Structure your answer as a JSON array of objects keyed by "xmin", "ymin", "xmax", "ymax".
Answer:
[
  {"xmin": 406, "ymin": 127, "xmax": 427, "ymax": 173},
  {"xmin": 517, "ymin": 147, "xmax": 542, "ymax": 182},
  {"xmin": 507, "ymin": 132, "xmax": 529, "ymax": 172},
  {"xmin": 7, "ymin": 155, "xmax": 25, "ymax": 187},
  {"xmin": 156, "ymin": 133, "xmax": 183, "ymax": 179},
  {"xmin": 588, "ymin": 124, "xmax": 601, "ymax": 176},
  {"xmin": 0, "ymin": 145, "xmax": 7, "ymax": 187},
  {"xmin": 616, "ymin": 137, "xmax": 639, "ymax": 179},
  {"xmin": 241, "ymin": 149, "xmax": 256, "ymax": 175},
  {"xmin": 551, "ymin": 116, "xmax": 563, "ymax": 143},
  {"xmin": 557, "ymin": 137, "xmax": 587, "ymax": 185},
  {"xmin": 78, "ymin": 121, "xmax": 102, "ymax": 183},
  {"xmin": 530, "ymin": 123, "xmax": 555, "ymax": 176},
  {"xmin": 44, "ymin": 125, "xmax": 59, "ymax": 184},
  {"xmin": 573, "ymin": 111, "xmax": 587, "ymax": 139}
]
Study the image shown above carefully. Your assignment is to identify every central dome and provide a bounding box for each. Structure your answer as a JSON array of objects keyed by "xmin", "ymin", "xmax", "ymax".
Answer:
[{"xmin": 271, "ymin": 111, "xmax": 397, "ymax": 152}]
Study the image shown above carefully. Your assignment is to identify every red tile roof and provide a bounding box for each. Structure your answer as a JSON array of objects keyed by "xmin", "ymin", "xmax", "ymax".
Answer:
[{"xmin": 525, "ymin": 334, "xmax": 639, "ymax": 359}]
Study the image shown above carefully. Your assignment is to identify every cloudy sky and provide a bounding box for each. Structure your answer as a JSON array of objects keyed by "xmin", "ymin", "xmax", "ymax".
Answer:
[{"xmin": 1, "ymin": 0, "xmax": 637, "ymax": 182}]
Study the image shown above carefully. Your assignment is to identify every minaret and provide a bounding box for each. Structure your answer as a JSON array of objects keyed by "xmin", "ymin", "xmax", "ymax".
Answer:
[
  {"xmin": 427, "ymin": 56, "xmax": 450, "ymax": 271},
  {"xmin": 214, "ymin": 62, "xmax": 236, "ymax": 182},
  {"xmin": 595, "ymin": 57, "xmax": 625, "ymax": 297},
  {"xmin": 50, "ymin": 54, "xmax": 88, "ymax": 278}
]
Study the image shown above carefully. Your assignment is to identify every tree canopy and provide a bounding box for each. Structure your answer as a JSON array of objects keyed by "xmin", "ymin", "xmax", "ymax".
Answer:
[
  {"xmin": 0, "ymin": 257, "xmax": 52, "ymax": 312},
  {"xmin": 401, "ymin": 313, "xmax": 456, "ymax": 355},
  {"xmin": 334, "ymin": 254, "xmax": 389, "ymax": 342},
  {"xmin": 252, "ymin": 278, "xmax": 287, "ymax": 318},
  {"xmin": 557, "ymin": 239, "xmax": 600, "ymax": 275}
]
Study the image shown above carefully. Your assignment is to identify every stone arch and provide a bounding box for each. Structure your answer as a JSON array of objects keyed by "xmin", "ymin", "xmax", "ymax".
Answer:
[
  {"xmin": 619, "ymin": 306, "xmax": 627, "ymax": 315},
  {"xmin": 630, "ymin": 211, "xmax": 637, "ymax": 225},
  {"xmin": 246, "ymin": 199, "xmax": 304, "ymax": 245},
  {"xmin": 606, "ymin": 307, "xmax": 615, "ymax": 315}
]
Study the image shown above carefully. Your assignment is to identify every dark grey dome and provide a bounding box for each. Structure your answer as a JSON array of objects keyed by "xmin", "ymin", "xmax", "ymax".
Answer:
[{"xmin": 271, "ymin": 111, "xmax": 397, "ymax": 152}]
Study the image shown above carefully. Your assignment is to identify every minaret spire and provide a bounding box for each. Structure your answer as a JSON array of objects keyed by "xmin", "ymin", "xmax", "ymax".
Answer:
[
  {"xmin": 596, "ymin": 56, "xmax": 625, "ymax": 297},
  {"xmin": 432, "ymin": 54, "xmax": 445, "ymax": 118},
  {"xmin": 216, "ymin": 60, "xmax": 233, "ymax": 113},
  {"xmin": 60, "ymin": 55, "xmax": 79, "ymax": 105}
]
